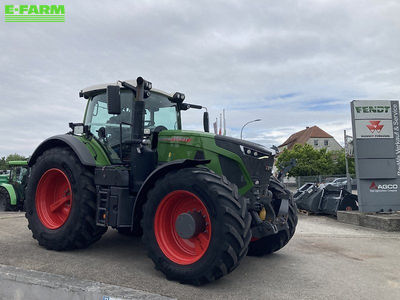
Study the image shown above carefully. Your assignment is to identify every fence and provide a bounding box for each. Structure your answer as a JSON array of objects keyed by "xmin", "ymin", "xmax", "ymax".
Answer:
[{"xmin": 283, "ymin": 174, "xmax": 357, "ymax": 189}]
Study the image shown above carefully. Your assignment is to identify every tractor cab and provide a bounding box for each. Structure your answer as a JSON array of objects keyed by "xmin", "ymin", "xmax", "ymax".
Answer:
[
  {"xmin": 8, "ymin": 161, "xmax": 28, "ymax": 185},
  {"xmin": 78, "ymin": 79, "xmax": 208, "ymax": 163},
  {"xmin": 80, "ymin": 83, "xmax": 181, "ymax": 163},
  {"xmin": 0, "ymin": 160, "xmax": 28, "ymax": 211}
]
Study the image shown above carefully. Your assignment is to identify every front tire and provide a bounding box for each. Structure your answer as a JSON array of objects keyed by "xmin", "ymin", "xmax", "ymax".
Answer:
[
  {"xmin": 248, "ymin": 200, "xmax": 297, "ymax": 256},
  {"xmin": 25, "ymin": 147, "xmax": 107, "ymax": 250},
  {"xmin": 142, "ymin": 167, "xmax": 251, "ymax": 285}
]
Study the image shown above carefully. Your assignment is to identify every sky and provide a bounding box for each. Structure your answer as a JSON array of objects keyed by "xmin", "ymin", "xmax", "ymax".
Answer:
[{"xmin": 1, "ymin": 0, "xmax": 400, "ymax": 157}]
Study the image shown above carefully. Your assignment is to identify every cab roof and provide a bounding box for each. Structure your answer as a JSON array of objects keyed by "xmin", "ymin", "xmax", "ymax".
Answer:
[
  {"xmin": 8, "ymin": 161, "xmax": 28, "ymax": 166},
  {"xmin": 80, "ymin": 79, "xmax": 173, "ymax": 99}
]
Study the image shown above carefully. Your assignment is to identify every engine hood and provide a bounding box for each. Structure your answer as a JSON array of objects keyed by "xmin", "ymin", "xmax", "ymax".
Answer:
[
  {"xmin": 157, "ymin": 130, "xmax": 274, "ymax": 195},
  {"xmin": 215, "ymin": 135, "xmax": 272, "ymax": 157}
]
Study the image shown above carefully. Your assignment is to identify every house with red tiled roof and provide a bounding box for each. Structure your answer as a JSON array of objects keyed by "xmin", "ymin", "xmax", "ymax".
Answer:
[{"xmin": 278, "ymin": 126, "xmax": 342, "ymax": 152}]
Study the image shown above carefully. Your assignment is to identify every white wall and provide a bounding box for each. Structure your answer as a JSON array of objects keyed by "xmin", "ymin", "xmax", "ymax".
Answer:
[{"xmin": 306, "ymin": 137, "xmax": 342, "ymax": 151}]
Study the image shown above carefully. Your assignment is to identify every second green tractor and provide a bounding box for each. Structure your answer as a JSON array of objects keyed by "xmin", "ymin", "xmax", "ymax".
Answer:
[
  {"xmin": 25, "ymin": 77, "xmax": 298, "ymax": 284},
  {"xmin": 0, "ymin": 161, "xmax": 28, "ymax": 211}
]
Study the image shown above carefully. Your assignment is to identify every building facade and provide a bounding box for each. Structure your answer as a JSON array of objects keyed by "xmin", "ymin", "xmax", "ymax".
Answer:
[{"xmin": 278, "ymin": 126, "xmax": 342, "ymax": 152}]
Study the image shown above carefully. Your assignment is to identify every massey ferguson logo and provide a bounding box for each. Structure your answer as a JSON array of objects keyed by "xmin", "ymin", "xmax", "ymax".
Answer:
[
  {"xmin": 366, "ymin": 121, "xmax": 384, "ymax": 133},
  {"xmin": 369, "ymin": 181, "xmax": 398, "ymax": 193}
]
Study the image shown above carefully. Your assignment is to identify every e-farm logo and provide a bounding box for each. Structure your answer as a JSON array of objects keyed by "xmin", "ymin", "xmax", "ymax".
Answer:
[{"xmin": 4, "ymin": 4, "xmax": 65, "ymax": 22}]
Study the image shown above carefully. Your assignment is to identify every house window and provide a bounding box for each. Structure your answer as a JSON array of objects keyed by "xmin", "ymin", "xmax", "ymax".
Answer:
[
  {"xmin": 324, "ymin": 140, "xmax": 329, "ymax": 146},
  {"xmin": 314, "ymin": 140, "xmax": 318, "ymax": 146}
]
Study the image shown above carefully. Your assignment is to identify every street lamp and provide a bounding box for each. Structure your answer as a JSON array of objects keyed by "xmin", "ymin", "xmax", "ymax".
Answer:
[{"xmin": 240, "ymin": 119, "xmax": 261, "ymax": 139}]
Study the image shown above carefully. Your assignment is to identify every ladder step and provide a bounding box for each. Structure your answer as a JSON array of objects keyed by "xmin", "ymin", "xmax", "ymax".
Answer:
[{"xmin": 96, "ymin": 188, "xmax": 110, "ymax": 226}]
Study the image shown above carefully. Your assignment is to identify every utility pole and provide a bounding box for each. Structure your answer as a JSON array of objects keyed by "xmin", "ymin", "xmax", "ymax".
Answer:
[
  {"xmin": 344, "ymin": 130, "xmax": 352, "ymax": 193},
  {"xmin": 219, "ymin": 113, "xmax": 222, "ymax": 135},
  {"xmin": 223, "ymin": 109, "xmax": 226, "ymax": 136}
]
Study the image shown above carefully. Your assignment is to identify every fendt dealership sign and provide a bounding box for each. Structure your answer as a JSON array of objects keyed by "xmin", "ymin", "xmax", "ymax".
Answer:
[{"xmin": 351, "ymin": 100, "xmax": 400, "ymax": 212}]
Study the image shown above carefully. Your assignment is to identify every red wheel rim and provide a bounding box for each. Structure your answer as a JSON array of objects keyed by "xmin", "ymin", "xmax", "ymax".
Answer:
[
  {"xmin": 35, "ymin": 168, "xmax": 73, "ymax": 229},
  {"xmin": 154, "ymin": 190, "xmax": 211, "ymax": 265}
]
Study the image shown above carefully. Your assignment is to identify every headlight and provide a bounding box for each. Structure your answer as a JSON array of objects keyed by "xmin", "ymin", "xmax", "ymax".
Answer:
[{"xmin": 240, "ymin": 145, "xmax": 269, "ymax": 158}]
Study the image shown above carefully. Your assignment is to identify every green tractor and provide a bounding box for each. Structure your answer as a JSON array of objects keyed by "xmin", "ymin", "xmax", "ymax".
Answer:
[
  {"xmin": 0, "ymin": 161, "xmax": 29, "ymax": 211},
  {"xmin": 25, "ymin": 77, "xmax": 297, "ymax": 284}
]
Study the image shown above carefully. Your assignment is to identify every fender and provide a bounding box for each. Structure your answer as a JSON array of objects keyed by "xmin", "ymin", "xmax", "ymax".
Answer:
[
  {"xmin": 269, "ymin": 176, "xmax": 288, "ymax": 194},
  {"xmin": 28, "ymin": 134, "xmax": 96, "ymax": 167},
  {"xmin": 131, "ymin": 159, "xmax": 210, "ymax": 230},
  {"xmin": 0, "ymin": 183, "xmax": 17, "ymax": 205}
]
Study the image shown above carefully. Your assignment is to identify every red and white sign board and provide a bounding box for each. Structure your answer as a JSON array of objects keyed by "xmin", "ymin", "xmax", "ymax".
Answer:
[{"xmin": 355, "ymin": 119, "xmax": 393, "ymax": 139}]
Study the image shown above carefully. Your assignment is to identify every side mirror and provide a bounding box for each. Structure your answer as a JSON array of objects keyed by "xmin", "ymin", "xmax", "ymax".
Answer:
[
  {"xmin": 107, "ymin": 85, "xmax": 121, "ymax": 115},
  {"xmin": 203, "ymin": 111, "xmax": 210, "ymax": 133}
]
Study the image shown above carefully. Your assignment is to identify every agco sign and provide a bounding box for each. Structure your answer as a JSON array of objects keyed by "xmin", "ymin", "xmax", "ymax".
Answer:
[{"xmin": 369, "ymin": 181, "xmax": 398, "ymax": 193}]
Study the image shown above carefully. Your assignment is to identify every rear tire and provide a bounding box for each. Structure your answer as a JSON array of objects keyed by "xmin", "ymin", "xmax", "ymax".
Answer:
[
  {"xmin": 0, "ymin": 187, "xmax": 14, "ymax": 212},
  {"xmin": 25, "ymin": 147, "xmax": 107, "ymax": 250},
  {"xmin": 142, "ymin": 167, "xmax": 251, "ymax": 285}
]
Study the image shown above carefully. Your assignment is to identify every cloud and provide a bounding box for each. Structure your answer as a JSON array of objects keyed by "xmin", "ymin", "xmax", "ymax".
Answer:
[{"xmin": 1, "ymin": 0, "xmax": 400, "ymax": 157}]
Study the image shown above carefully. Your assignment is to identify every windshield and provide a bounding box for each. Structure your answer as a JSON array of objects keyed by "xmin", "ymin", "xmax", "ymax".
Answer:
[{"xmin": 84, "ymin": 90, "xmax": 179, "ymax": 162}]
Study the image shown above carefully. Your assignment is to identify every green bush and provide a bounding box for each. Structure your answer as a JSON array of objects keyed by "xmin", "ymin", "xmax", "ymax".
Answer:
[{"xmin": 276, "ymin": 144, "xmax": 354, "ymax": 177}]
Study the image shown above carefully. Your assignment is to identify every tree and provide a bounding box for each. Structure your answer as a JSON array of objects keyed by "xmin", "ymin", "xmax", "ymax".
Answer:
[
  {"xmin": 0, "ymin": 157, "xmax": 5, "ymax": 171},
  {"xmin": 0, "ymin": 154, "xmax": 27, "ymax": 171},
  {"xmin": 330, "ymin": 150, "xmax": 355, "ymax": 175},
  {"xmin": 276, "ymin": 144, "xmax": 335, "ymax": 177},
  {"xmin": 276, "ymin": 145, "xmax": 355, "ymax": 177},
  {"xmin": 6, "ymin": 153, "xmax": 26, "ymax": 162}
]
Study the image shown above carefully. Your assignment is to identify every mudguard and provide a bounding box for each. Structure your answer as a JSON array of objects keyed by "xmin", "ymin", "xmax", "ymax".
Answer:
[
  {"xmin": 269, "ymin": 176, "xmax": 290, "ymax": 197},
  {"xmin": 0, "ymin": 183, "xmax": 16, "ymax": 205},
  {"xmin": 28, "ymin": 134, "xmax": 96, "ymax": 167},
  {"xmin": 131, "ymin": 159, "xmax": 210, "ymax": 229}
]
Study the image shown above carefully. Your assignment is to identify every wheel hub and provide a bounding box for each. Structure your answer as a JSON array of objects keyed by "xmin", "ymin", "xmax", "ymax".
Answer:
[{"xmin": 175, "ymin": 211, "xmax": 206, "ymax": 239}]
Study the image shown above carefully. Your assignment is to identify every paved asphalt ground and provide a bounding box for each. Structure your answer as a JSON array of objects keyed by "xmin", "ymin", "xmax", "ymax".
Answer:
[{"xmin": 0, "ymin": 212, "xmax": 399, "ymax": 300}]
